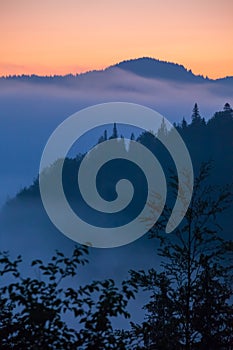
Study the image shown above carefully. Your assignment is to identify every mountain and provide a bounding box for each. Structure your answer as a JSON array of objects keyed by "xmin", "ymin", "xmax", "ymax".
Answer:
[
  {"xmin": 1, "ymin": 57, "xmax": 233, "ymax": 85},
  {"xmin": 108, "ymin": 57, "xmax": 207, "ymax": 83}
]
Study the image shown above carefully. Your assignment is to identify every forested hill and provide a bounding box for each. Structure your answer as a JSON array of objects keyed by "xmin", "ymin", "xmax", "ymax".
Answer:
[
  {"xmin": 13, "ymin": 102, "xmax": 233, "ymax": 203},
  {"xmin": 1, "ymin": 57, "xmax": 233, "ymax": 85},
  {"xmin": 0, "ymin": 102, "xmax": 232, "ymax": 250}
]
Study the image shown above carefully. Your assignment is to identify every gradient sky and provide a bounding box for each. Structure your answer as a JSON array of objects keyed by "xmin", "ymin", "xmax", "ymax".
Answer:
[{"xmin": 1, "ymin": 0, "xmax": 233, "ymax": 78}]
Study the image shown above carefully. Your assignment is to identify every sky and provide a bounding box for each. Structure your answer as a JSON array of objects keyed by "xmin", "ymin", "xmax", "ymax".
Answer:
[{"xmin": 1, "ymin": 0, "xmax": 233, "ymax": 79}]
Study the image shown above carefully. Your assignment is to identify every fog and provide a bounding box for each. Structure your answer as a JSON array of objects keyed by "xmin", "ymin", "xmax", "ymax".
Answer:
[
  {"xmin": 1, "ymin": 68, "xmax": 232, "ymax": 206},
  {"xmin": 0, "ymin": 68, "xmax": 232, "ymax": 328}
]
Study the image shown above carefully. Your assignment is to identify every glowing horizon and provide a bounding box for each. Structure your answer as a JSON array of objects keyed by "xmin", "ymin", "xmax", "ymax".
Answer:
[
  {"xmin": 1, "ymin": 56, "xmax": 232, "ymax": 80},
  {"xmin": 1, "ymin": 0, "xmax": 233, "ymax": 79}
]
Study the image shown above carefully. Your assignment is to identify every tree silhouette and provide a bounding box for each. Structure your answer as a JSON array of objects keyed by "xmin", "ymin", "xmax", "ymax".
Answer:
[
  {"xmin": 104, "ymin": 129, "xmax": 108, "ymax": 141},
  {"xmin": 130, "ymin": 132, "xmax": 136, "ymax": 141},
  {"xmin": 181, "ymin": 117, "xmax": 188, "ymax": 129},
  {"xmin": 157, "ymin": 117, "xmax": 168, "ymax": 139},
  {"xmin": 109, "ymin": 123, "xmax": 118, "ymax": 139},
  {"xmin": 191, "ymin": 103, "xmax": 201, "ymax": 123},
  {"xmin": 98, "ymin": 129, "xmax": 108, "ymax": 144},
  {"xmin": 128, "ymin": 163, "xmax": 233, "ymax": 349},
  {"xmin": 223, "ymin": 102, "xmax": 232, "ymax": 113},
  {"xmin": 0, "ymin": 247, "xmax": 136, "ymax": 349}
]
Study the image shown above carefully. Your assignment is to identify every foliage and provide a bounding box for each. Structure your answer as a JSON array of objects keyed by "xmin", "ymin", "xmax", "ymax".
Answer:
[
  {"xmin": 2, "ymin": 103, "xmax": 233, "ymax": 349},
  {"xmin": 0, "ymin": 246, "xmax": 136, "ymax": 349},
  {"xmin": 128, "ymin": 163, "xmax": 233, "ymax": 349}
]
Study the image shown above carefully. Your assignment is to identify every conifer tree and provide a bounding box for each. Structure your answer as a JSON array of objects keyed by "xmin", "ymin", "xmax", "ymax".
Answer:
[
  {"xmin": 223, "ymin": 102, "xmax": 231, "ymax": 112},
  {"xmin": 109, "ymin": 123, "xmax": 118, "ymax": 139}
]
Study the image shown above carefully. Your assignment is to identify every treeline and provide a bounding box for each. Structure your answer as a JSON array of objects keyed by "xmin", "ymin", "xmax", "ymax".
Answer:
[
  {"xmin": 15, "ymin": 102, "xmax": 233, "ymax": 202},
  {"xmin": 96, "ymin": 102, "xmax": 233, "ymax": 185}
]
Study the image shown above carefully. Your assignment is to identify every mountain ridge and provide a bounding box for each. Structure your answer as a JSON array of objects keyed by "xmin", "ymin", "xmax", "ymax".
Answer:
[{"xmin": 1, "ymin": 57, "xmax": 233, "ymax": 83}]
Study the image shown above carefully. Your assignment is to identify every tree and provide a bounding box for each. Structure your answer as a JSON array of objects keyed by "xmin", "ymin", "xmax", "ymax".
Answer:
[
  {"xmin": 130, "ymin": 132, "xmax": 136, "ymax": 141},
  {"xmin": 0, "ymin": 246, "xmax": 136, "ymax": 349},
  {"xmin": 191, "ymin": 103, "xmax": 205, "ymax": 127},
  {"xmin": 129, "ymin": 270, "xmax": 181, "ymax": 350},
  {"xmin": 104, "ymin": 129, "xmax": 108, "ymax": 141},
  {"xmin": 157, "ymin": 117, "xmax": 168, "ymax": 139},
  {"xmin": 223, "ymin": 102, "xmax": 232, "ymax": 113},
  {"xmin": 181, "ymin": 117, "xmax": 188, "ymax": 129},
  {"xmin": 97, "ymin": 129, "xmax": 108, "ymax": 144},
  {"xmin": 98, "ymin": 129, "xmax": 108, "ymax": 144},
  {"xmin": 192, "ymin": 253, "xmax": 233, "ymax": 349},
  {"xmin": 192, "ymin": 103, "xmax": 201, "ymax": 122},
  {"xmin": 129, "ymin": 163, "xmax": 233, "ymax": 349},
  {"xmin": 109, "ymin": 123, "xmax": 118, "ymax": 139}
]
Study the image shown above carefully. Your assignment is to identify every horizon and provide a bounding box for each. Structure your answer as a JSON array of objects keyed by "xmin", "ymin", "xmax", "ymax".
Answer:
[
  {"xmin": 1, "ymin": 0, "xmax": 233, "ymax": 79},
  {"xmin": 1, "ymin": 56, "xmax": 233, "ymax": 80}
]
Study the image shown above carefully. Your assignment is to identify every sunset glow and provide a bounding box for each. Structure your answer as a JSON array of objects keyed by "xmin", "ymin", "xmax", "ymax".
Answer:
[{"xmin": 1, "ymin": 0, "xmax": 233, "ymax": 78}]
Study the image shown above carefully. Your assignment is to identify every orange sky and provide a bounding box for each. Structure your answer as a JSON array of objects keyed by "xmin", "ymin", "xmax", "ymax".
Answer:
[{"xmin": 1, "ymin": 0, "xmax": 233, "ymax": 78}]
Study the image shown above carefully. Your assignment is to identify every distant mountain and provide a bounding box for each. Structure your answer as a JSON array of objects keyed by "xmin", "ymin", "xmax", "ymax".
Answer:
[
  {"xmin": 1, "ymin": 57, "xmax": 233, "ymax": 85},
  {"xmin": 215, "ymin": 76, "xmax": 233, "ymax": 85},
  {"xmin": 108, "ymin": 57, "xmax": 207, "ymax": 83}
]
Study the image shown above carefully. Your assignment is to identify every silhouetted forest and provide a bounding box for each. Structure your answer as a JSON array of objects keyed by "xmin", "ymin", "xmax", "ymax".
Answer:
[{"xmin": 0, "ymin": 103, "xmax": 233, "ymax": 349}]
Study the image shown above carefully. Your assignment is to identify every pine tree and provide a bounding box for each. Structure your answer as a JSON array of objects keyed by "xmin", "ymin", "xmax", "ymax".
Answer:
[
  {"xmin": 181, "ymin": 117, "xmax": 188, "ymax": 129},
  {"xmin": 223, "ymin": 102, "xmax": 232, "ymax": 112},
  {"xmin": 130, "ymin": 132, "xmax": 135, "ymax": 141},
  {"xmin": 109, "ymin": 122, "xmax": 118, "ymax": 139},
  {"xmin": 191, "ymin": 103, "xmax": 202, "ymax": 125},
  {"xmin": 157, "ymin": 117, "xmax": 168, "ymax": 139},
  {"xmin": 104, "ymin": 129, "xmax": 108, "ymax": 141}
]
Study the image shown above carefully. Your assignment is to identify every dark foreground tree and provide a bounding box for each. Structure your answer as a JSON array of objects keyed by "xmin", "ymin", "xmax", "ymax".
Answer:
[
  {"xmin": 129, "ymin": 163, "xmax": 233, "ymax": 350},
  {"xmin": 0, "ymin": 246, "xmax": 135, "ymax": 349}
]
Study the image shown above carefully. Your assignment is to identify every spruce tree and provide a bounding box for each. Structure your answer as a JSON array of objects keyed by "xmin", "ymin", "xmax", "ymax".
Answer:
[
  {"xmin": 191, "ymin": 103, "xmax": 202, "ymax": 126},
  {"xmin": 109, "ymin": 123, "xmax": 118, "ymax": 139}
]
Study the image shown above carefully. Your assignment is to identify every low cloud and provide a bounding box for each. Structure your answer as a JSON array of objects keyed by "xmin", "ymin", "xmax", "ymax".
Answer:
[{"xmin": 0, "ymin": 68, "xmax": 232, "ymax": 206}]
